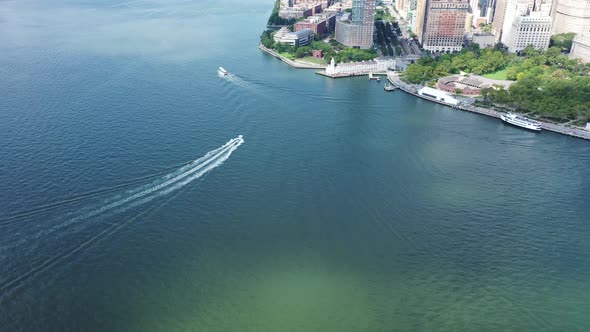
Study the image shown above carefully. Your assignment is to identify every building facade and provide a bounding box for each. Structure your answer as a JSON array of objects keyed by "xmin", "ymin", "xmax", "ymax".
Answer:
[
  {"xmin": 493, "ymin": 0, "xmax": 551, "ymax": 42},
  {"xmin": 492, "ymin": 0, "xmax": 509, "ymax": 40},
  {"xmin": 472, "ymin": 32, "xmax": 496, "ymax": 47},
  {"xmin": 294, "ymin": 16, "xmax": 328, "ymax": 35},
  {"xmin": 571, "ymin": 34, "xmax": 590, "ymax": 62},
  {"xmin": 273, "ymin": 27, "xmax": 315, "ymax": 46},
  {"xmin": 279, "ymin": 0, "xmax": 327, "ymax": 18},
  {"xmin": 422, "ymin": 0, "xmax": 469, "ymax": 52},
  {"xmin": 551, "ymin": 0, "xmax": 590, "ymax": 35},
  {"xmin": 334, "ymin": 0, "xmax": 376, "ymax": 49},
  {"xmin": 325, "ymin": 57, "xmax": 396, "ymax": 75},
  {"xmin": 502, "ymin": 14, "xmax": 552, "ymax": 52},
  {"xmin": 414, "ymin": 0, "xmax": 428, "ymax": 42}
]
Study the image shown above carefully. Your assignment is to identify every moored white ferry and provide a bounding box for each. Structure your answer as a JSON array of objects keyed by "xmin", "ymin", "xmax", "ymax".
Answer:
[
  {"xmin": 217, "ymin": 67, "xmax": 229, "ymax": 77},
  {"xmin": 501, "ymin": 112, "xmax": 542, "ymax": 131}
]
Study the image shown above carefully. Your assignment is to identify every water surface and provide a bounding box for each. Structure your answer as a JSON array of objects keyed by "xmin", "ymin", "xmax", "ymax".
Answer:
[{"xmin": 1, "ymin": 1, "xmax": 590, "ymax": 331}]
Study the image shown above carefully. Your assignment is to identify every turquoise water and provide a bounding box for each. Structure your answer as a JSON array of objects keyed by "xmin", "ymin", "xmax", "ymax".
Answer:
[{"xmin": 1, "ymin": 1, "xmax": 590, "ymax": 331}]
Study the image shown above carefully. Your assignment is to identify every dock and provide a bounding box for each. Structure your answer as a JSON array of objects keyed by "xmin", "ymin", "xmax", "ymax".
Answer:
[
  {"xmin": 384, "ymin": 83, "xmax": 397, "ymax": 91},
  {"xmin": 387, "ymin": 72, "xmax": 590, "ymax": 141}
]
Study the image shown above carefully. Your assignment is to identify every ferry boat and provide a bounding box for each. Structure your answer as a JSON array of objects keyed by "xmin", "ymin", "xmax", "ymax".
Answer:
[
  {"xmin": 500, "ymin": 112, "xmax": 542, "ymax": 131},
  {"xmin": 217, "ymin": 67, "xmax": 229, "ymax": 77}
]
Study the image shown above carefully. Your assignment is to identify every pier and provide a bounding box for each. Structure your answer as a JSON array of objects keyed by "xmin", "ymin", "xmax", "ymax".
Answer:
[
  {"xmin": 387, "ymin": 72, "xmax": 590, "ymax": 141},
  {"xmin": 315, "ymin": 71, "xmax": 387, "ymax": 79}
]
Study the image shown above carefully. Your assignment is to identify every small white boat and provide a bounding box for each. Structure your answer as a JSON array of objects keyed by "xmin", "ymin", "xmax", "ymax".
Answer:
[
  {"xmin": 217, "ymin": 67, "xmax": 229, "ymax": 77},
  {"xmin": 500, "ymin": 112, "xmax": 542, "ymax": 131}
]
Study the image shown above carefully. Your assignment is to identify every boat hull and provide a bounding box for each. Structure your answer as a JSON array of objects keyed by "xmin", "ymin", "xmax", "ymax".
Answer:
[
  {"xmin": 217, "ymin": 67, "xmax": 229, "ymax": 77},
  {"xmin": 501, "ymin": 115, "xmax": 542, "ymax": 132}
]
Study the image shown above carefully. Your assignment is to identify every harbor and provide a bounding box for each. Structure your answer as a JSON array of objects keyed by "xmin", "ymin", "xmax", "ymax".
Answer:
[
  {"xmin": 386, "ymin": 72, "xmax": 590, "ymax": 141},
  {"xmin": 260, "ymin": 41, "xmax": 590, "ymax": 141}
]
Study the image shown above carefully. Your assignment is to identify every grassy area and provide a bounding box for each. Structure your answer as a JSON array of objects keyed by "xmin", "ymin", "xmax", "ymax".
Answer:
[
  {"xmin": 483, "ymin": 68, "xmax": 509, "ymax": 80},
  {"xmin": 375, "ymin": 8, "xmax": 395, "ymax": 22},
  {"xmin": 299, "ymin": 56, "xmax": 327, "ymax": 65},
  {"xmin": 279, "ymin": 52, "xmax": 296, "ymax": 61}
]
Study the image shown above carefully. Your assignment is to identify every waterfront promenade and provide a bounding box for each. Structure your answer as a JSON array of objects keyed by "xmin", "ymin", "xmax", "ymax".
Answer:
[
  {"xmin": 387, "ymin": 72, "xmax": 590, "ymax": 141},
  {"xmin": 258, "ymin": 45, "xmax": 326, "ymax": 69}
]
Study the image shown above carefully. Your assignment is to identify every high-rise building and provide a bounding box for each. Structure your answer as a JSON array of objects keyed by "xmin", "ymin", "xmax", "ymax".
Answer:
[
  {"xmin": 468, "ymin": 0, "xmax": 494, "ymax": 26},
  {"xmin": 491, "ymin": 0, "xmax": 509, "ymax": 40},
  {"xmin": 396, "ymin": 0, "xmax": 410, "ymax": 18},
  {"xmin": 334, "ymin": 0, "xmax": 376, "ymax": 49},
  {"xmin": 551, "ymin": 0, "xmax": 590, "ymax": 35},
  {"xmin": 498, "ymin": 0, "xmax": 551, "ymax": 51},
  {"xmin": 571, "ymin": 34, "xmax": 590, "ymax": 62},
  {"xmin": 414, "ymin": 0, "xmax": 428, "ymax": 41},
  {"xmin": 421, "ymin": 0, "xmax": 469, "ymax": 52},
  {"xmin": 479, "ymin": 0, "xmax": 494, "ymax": 16},
  {"xmin": 492, "ymin": 0, "xmax": 536, "ymax": 41},
  {"xmin": 503, "ymin": 13, "xmax": 552, "ymax": 52}
]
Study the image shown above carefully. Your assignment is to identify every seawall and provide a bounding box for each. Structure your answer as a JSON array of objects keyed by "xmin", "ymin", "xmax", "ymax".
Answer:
[
  {"xmin": 387, "ymin": 73, "xmax": 590, "ymax": 141},
  {"xmin": 258, "ymin": 45, "xmax": 326, "ymax": 69}
]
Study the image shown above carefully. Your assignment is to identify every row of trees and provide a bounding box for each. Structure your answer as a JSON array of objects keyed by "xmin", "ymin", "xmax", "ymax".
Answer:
[
  {"xmin": 481, "ymin": 75, "xmax": 590, "ymax": 123},
  {"xmin": 482, "ymin": 47, "xmax": 590, "ymax": 122},
  {"xmin": 260, "ymin": 30, "xmax": 275, "ymax": 48},
  {"xmin": 374, "ymin": 8, "xmax": 394, "ymax": 22},
  {"xmin": 402, "ymin": 45, "xmax": 509, "ymax": 83},
  {"xmin": 550, "ymin": 32, "xmax": 576, "ymax": 53},
  {"xmin": 260, "ymin": 29, "xmax": 377, "ymax": 63},
  {"xmin": 375, "ymin": 21, "xmax": 399, "ymax": 57},
  {"xmin": 334, "ymin": 47, "xmax": 378, "ymax": 63}
]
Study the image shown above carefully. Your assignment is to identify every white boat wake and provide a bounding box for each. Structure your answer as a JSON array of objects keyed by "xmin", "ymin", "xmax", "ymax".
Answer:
[
  {"xmin": 45, "ymin": 135, "xmax": 244, "ymax": 233},
  {"xmin": 217, "ymin": 68, "xmax": 262, "ymax": 95},
  {"xmin": 0, "ymin": 136, "xmax": 244, "ymax": 296}
]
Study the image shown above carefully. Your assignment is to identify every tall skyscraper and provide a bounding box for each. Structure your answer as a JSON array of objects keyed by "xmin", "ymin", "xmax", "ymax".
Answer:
[
  {"xmin": 498, "ymin": 0, "xmax": 552, "ymax": 51},
  {"xmin": 334, "ymin": 0, "xmax": 376, "ymax": 49},
  {"xmin": 503, "ymin": 14, "xmax": 552, "ymax": 52},
  {"xmin": 414, "ymin": 0, "xmax": 428, "ymax": 41},
  {"xmin": 351, "ymin": 0, "xmax": 375, "ymax": 25},
  {"xmin": 571, "ymin": 34, "xmax": 590, "ymax": 62},
  {"xmin": 492, "ymin": 0, "xmax": 536, "ymax": 41},
  {"xmin": 421, "ymin": 0, "xmax": 469, "ymax": 52},
  {"xmin": 551, "ymin": 0, "xmax": 590, "ymax": 35}
]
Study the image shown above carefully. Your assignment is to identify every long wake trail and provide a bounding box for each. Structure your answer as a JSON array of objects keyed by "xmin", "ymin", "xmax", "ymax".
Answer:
[
  {"xmin": 0, "ymin": 158, "xmax": 204, "ymax": 226},
  {"xmin": 219, "ymin": 72, "xmax": 271, "ymax": 101},
  {"xmin": 0, "ymin": 136, "xmax": 244, "ymax": 297}
]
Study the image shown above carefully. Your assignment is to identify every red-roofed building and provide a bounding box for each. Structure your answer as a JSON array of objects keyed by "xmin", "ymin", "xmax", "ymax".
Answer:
[
  {"xmin": 294, "ymin": 17, "xmax": 327, "ymax": 35},
  {"xmin": 312, "ymin": 50, "xmax": 324, "ymax": 58}
]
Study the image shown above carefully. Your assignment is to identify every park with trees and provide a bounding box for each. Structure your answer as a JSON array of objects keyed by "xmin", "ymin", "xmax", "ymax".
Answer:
[
  {"xmin": 260, "ymin": 30, "xmax": 378, "ymax": 64},
  {"xmin": 374, "ymin": 21, "xmax": 400, "ymax": 57},
  {"xmin": 401, "ymin": 44, "xmax": 590, "ymax": 124}
]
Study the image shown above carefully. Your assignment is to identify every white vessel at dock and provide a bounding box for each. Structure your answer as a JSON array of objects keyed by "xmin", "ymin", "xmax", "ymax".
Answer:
[
  {"xmin": 217, "ymin": 67, "xmax": 229, "ymax": 77},
  {"xmin": 501, "ymin": 112, "xmax": 542, "ymax": 131}
]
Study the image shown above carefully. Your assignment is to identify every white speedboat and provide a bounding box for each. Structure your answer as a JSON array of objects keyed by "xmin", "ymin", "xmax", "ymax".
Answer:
[
  {"xmin": 217, "ymin": 67, "xmax": 229, "ymax": 77},
  {"xmin": 501, "ymin": 112, "xmax": 542, "ymax": 131}
]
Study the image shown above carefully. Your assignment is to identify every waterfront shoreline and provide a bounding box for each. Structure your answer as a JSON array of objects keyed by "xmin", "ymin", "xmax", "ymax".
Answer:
[
  {"xmin": 386, "ymin": 72, "xmax": 590, "ymax": 141},
  {"xmin": 258, "ymin": 44, "xmax": 326, "ymax": 69},
  {"xmin": 315, "ymin": 70, "xmax": 387, "ymax": 79},
  {"xmin": 260, "ymin": 43, "xmax": 589, "ymax": 140}
]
